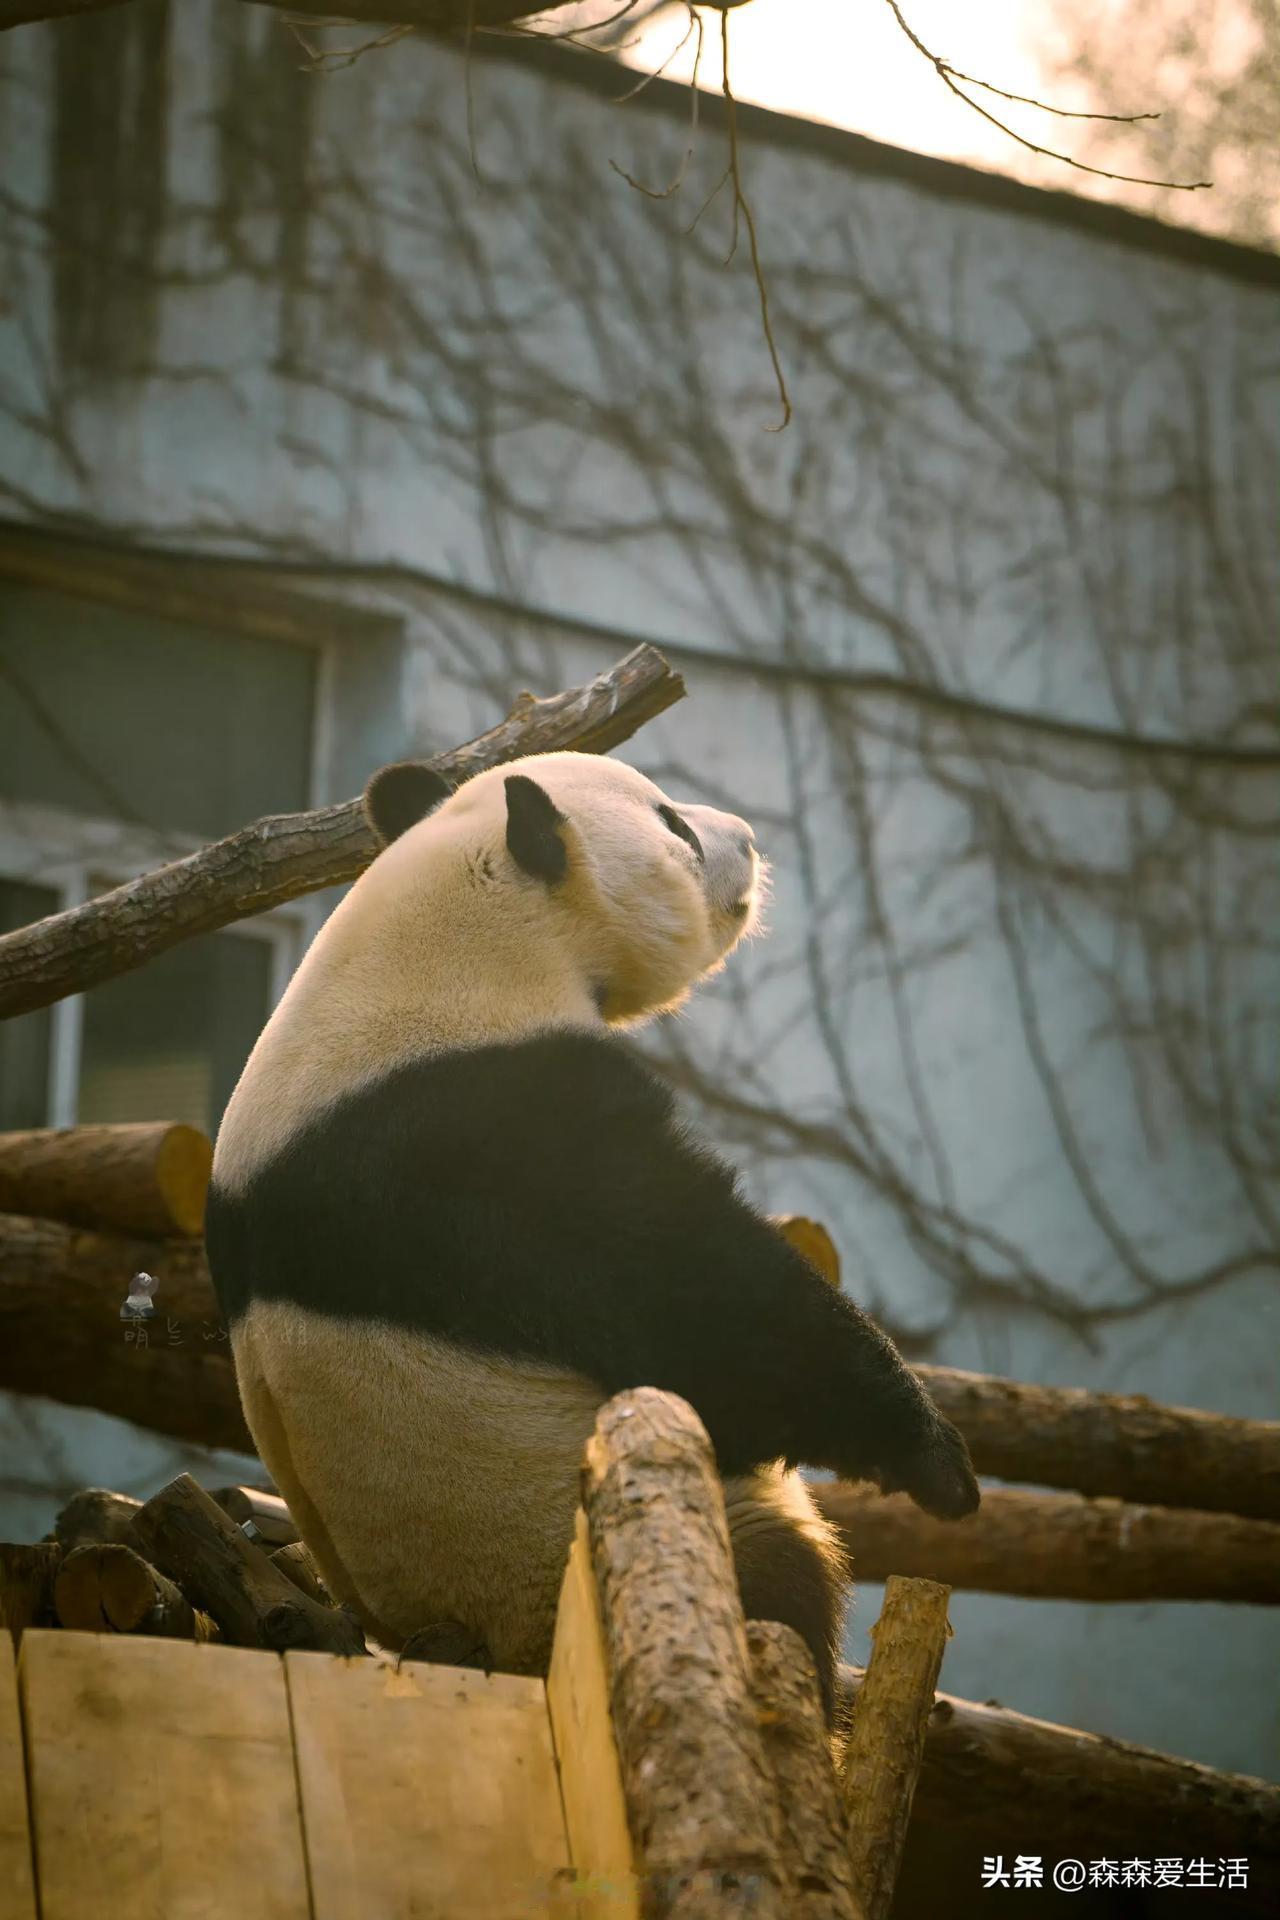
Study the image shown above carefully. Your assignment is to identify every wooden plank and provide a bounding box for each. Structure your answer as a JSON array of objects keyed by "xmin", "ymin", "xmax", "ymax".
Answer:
[
  {"xmin": 547, "ymin": 1513, "xmax": 640, "ymax": 1920},
  {"xmin": 20, "ymin": 1630, "xmax": 310, "ymax": 1920},
  {"xmin": 286, "ymin": 1649, "xmax": 571, "ymax": 1919},
  {"xmin": 0, "ymin": 1634, "xmax": 36, "ymax": 1920}
]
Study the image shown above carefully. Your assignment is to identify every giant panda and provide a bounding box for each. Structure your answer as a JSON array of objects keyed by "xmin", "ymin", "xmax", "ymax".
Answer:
[{"xmin": 205, "ymin": 749, "xmax": 979, "ymax": 1719}]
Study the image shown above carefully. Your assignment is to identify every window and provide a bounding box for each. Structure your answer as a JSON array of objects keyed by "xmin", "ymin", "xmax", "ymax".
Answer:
[
  {"xmin": 0, "ymin": 580, "xmax": 318, "ymax": 1138},
  {"xmin": 0, "ymin": 585, "xmax": 316, "ymax": 842},
  {"xmin": 77, "ymin": 920, "xmax": 273, "ymax": 1131},
  {"xmin": 0, "ymin": 880, "xmax": 58, "ymax": 1130}
]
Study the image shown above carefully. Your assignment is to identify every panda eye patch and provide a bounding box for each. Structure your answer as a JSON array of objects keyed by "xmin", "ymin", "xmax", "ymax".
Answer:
[{"xmin": 656, "ymin": 804, "xmax": 704, "ymax": 863}]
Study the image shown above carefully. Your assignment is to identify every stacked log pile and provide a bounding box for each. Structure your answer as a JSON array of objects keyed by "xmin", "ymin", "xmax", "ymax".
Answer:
[{"xmin": 0, "ymin": 1474, "xmax": 360, "ymax": 1655}]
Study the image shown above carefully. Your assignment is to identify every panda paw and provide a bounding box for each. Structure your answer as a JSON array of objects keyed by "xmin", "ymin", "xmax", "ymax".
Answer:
[
  {"xmin": 875, "ymin": 1410, "xmax": 981, "ymax": 1520},
  {"xmin": 397, "ymin": 1621, "xmax": 494, "ymax": 1673}
]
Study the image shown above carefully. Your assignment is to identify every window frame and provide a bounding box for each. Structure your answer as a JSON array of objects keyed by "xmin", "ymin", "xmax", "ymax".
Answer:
[
  {"xmin": 0, "ymin": 840, "xmax": 304, "ymax": 1129},
  {"xmin": 0, "ymin": 526, "xmax": 404, "ymax": 1133}
]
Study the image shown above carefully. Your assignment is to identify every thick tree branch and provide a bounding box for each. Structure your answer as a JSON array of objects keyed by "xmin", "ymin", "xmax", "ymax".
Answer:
[
  {"xmin": 0, "ymin": 0, "xmax": 582, "ymax": 34},
  {"xmin": 582, "ymin": 1388, "xmax": 787, "ymax": 1917},
  {"xmin": 4, "ymin": 1211, "xmax": 1278, "ymax": 1556},
  {"xmin": 746, "ymin": 1621, "xmax": 864, "ymax": 1920},
  {"xmin": 836, "ymin": 1666, "xmax": 1280, "ymax": 1890},
  {"xmin": 0, "ymin": 1123, "xmax": 212, "ymax": 1238},
  {"xmin": 0, "ymin": 643, "xmax": 683, "ymax": 1019},
  {"xmin": 916, "ymin": 1364, "xmax": 1280, "ymax": 1522},
  {"xmin": 0, "ymin": 1213, "xmax": 251, "ymax": 1452},
  {"xmin": 816, "ymin": 1482, "xmax": 1280, "ymax": 1605}
]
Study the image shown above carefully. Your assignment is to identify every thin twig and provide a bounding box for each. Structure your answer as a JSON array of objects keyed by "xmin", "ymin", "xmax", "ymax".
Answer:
[
  {"xmin": 488, "ymin": 0, "xmax": 645, "ymax": 48},
  {"xmin": 609, "ymin": 4, "xmax": 705, "ymax": 200},
  {"xmin": 881, "ymin": 0, "xmax": 1211, "ymax": 191},
  {"xmin": 946, "ymin": 67, "xmax": 1160, "ymax": 126},
  {"xmin": 686, "ymin": 161, "xmax": 732, "ymax": 234},
  {"xmin": 719, "ymin": 7, "xmax": 791, "ymax": 430},
  {"xmin": 464, "ymin": 0, "xmax": 482, "ymax": 181},
  {"xmin": 285, "ymin": 16, "xmax": 413, "ymax": 75}
]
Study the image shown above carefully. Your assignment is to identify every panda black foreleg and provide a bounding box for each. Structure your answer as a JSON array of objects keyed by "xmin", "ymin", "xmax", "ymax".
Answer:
[{"xmin": 647, "ymin": 1207, "xmax": 982, "ymax": 1523}]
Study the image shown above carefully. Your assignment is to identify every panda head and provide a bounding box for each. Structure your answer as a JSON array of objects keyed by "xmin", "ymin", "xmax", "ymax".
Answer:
[{"xmin": 363, "ymin": 749, "xmax": 764, "ymax": 1027}]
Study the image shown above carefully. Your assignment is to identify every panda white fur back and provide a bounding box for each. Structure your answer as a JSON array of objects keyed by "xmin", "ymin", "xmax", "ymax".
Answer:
[{"xmin": 207, "ymin": 750, "xmax": 978, "ymax": 1716}]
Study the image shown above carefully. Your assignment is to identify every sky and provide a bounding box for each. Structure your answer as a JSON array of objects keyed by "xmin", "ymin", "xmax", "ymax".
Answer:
[
  {"xmin": 541, "ymin": 0, "xmax": 1269, "ymax": 249},
  {"xmin": 619, "ymin": 0, "xmax": 1085, "ymax": 180}
]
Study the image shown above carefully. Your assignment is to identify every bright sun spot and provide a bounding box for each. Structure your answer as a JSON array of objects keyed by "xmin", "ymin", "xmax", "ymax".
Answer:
[{"xmin": 618, "ymin": 0, "xmax": 1062, "ymax": 175}]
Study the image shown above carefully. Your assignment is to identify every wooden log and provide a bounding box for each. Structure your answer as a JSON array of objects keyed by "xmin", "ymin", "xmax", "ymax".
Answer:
[
  {"xmin": 771, "ymin": 1218, "xmax": 1280, "ymax": 1522},
  {"xmin": 53, "ymin": 1542, "xmax": 217, "ymax": 1641},
  {"xmin": 814, "ymin": 1482, "xmax": 1280, "ymax": 1603},
  {"xmin": 0, "ymin": 1212, "xmax": 250, "ymax": 1452},
  {"xmin": 0, "ymin": 1545, "xmax": 60, "ymax": 1639},
  {"xmin": 0, "ymin": 1123, "xmax": 212, "ymax": 1238},
  {"xmin": 583, "ymin": 1388, "xmax": 787, "ymax": 1919},
  {"xmin": 0, "ymin": 644, "xmax": 684, "ymax": 1019},
  {"xmin": 0, "ymin": 0, "xmax": 582, "ymax": 40},
  {"xmin": 771, "ymin": 1216, "xmax": 841, "ymax": 1288},
  {"xmin": 52, "ymin": 1489, "xmax": 142, "ymax": 1552},
  {"xmin": 211, "ymin": 1486, "xmax": 299, "ymax": 1547},
  {"xmin": 271, "ymin": 1543, "xmax": 332, "ymax": 1607},
  {"xmin": 130, "ymin": 1474, "xmax": 365, "ymax": 1657},
  {"xmin": 916, "ymin": 1363, "xmax": 1280, "ymax": 1522},
  {"xmin": 6, "ymin": 1202, "xmax": 1275, "ymax": 1542},
  {"xmin": 745, "ymin": 1622, "xmax": 864, "ymax": 1920},
  {"xmin": 835, "ymin": 1665, "xmax": 1280, "ymax": 1859},
  {"xmin": 840, "ymin": 1577, "xmax": 951, "ymax": 1920}
]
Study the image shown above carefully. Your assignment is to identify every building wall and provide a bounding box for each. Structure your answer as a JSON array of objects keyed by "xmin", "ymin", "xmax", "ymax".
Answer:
[{"xmin": 0, "ymin": 2, "xmax": 1276, "ymax": 1775}]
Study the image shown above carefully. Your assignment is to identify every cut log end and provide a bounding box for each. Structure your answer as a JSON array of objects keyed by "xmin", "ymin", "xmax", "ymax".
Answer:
[
  {"xmin": 131, "ymin": 1473, "xmax": 365, "ymax": 1659},
  {"xmin": 0, "ymin": 1544, "xmax": 61, "ymax": 1638},
  {"xmin": 0, "ymin": 1122, "xmax": 212, "ymax": 1238},
  {"xmin": 53, "ymin": 1542, "xmax": 214, "ymax": 1641}
]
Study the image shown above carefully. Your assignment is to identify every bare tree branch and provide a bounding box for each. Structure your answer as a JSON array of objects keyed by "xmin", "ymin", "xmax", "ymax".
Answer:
[
  {"xmin": 0, "ymin": 0, "xmax": 584, "ymax": 34},
  {"xmin": 816, "ymin": 1482, "xmax": 1280, "ymax": 1605},
  {"xmin": 0, "ymin": 643, "xmax": 684, "ymax": 1018}
]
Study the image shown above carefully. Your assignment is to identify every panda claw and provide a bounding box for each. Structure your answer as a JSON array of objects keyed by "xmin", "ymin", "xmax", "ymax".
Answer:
[
  {"xmin": 870, "ymin": 1411, "xmax": 980, "ymax": 1520},
  {"xmin": 397, "ymin": 1621, "xmax": 493, "ymax": 1672},
  {"xmin": 900, "ymin": 1413, "xmax": 981, "ymax": 1520}
]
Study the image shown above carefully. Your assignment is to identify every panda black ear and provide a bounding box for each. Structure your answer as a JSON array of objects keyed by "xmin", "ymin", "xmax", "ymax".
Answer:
[
  {"xmin": 364, "ymin": 761, "xmax": 453, "ymax": 845},
  {"xmin": 505, "ymin": 774, "xmax": 567, "ymax": 884}
]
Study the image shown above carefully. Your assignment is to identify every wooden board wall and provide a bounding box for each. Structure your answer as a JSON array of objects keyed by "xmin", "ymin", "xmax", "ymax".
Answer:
[
  {"xmin": 287, "ymin": 1651, "xmax": 570, "ymax": 1920},
  {"xmin": 546, "ymin": 1514, "xmax": 640, "ymax": 1920},
  {"xmin": 0, "ymin": 1634, "xmax": 36, "ymax": 1920},
  {"xmin": 10, "ymin": 1619, "xmax": 639, "ymax": 1920},
  {"xmin": 20, "ymin": 1632, "xmax": 310, "ymax": 1920}
]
